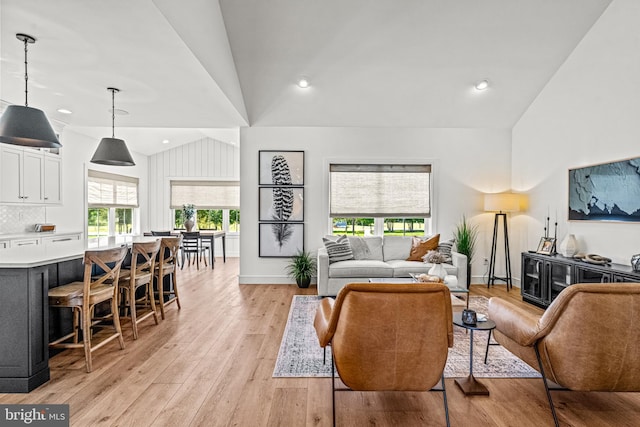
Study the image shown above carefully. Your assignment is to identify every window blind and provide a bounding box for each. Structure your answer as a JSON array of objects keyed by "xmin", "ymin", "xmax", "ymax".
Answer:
[
  {"xmin": 170, "ymin": 181, "xmax": 240, "ymax": 209},
  {"xmin": 88, "ymin": 170, "xmax": 139, "ymax": 208},
  {"xmin": 330, "ymin": 164, "xmax": 431, "ymax": 217}
]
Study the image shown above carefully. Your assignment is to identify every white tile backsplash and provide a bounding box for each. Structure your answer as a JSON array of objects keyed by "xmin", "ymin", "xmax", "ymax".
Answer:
[{"xmin": 0, "ymin": 206, "xmax": 46, "ymax": 234}]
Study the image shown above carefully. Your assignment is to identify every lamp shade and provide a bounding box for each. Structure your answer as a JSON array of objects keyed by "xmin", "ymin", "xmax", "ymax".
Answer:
[
  {"xmin": 484, "ymin": 193, "xmax": 520, "ymax": 213},
  {"xmin": 90, "ymin": 137, "xmax": 135, "ymax": 166},
  {"xmin": 0, "ymin": 105, "xmax": 61, "ymax": 148}
]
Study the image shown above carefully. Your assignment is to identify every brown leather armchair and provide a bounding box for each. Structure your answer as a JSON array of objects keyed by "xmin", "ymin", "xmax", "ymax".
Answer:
[
  {"xmin": 314, "ymin": 282, "xmax": 454, "ymax": 427},
  {"xmin": 488, "ymin": 283, "xmax": 640, "ymax": 427}
]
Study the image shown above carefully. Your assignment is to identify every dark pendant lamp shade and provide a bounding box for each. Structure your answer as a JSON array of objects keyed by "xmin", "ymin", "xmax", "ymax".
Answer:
[
  {"xmin": 90, "ymin": 137, "xmax": 135, "ymax": 166},
  {"xmin": 0, "ymin": 34, "xmax": 61, "ymax": 149},
  {"xmin": 0, "ymin": 105, "xmax": 61, "ymax": 148},
  {"xmin": 90, "ymin": 87, "xmax": 135, "ymax": 166}
]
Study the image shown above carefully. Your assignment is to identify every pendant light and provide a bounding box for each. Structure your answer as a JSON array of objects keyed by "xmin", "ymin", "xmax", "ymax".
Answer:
[
  {"xmin": 90, "ymin": 88, "xmax": 135, "ymax": 166},
  {"xmin": 0, "ymin": 34, "xmax": 61, "ymax": 148}
]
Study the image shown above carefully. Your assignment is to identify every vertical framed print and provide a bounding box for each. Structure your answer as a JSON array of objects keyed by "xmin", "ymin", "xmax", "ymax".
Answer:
[
  {"xmin": 259, "ymin": 223, "xmax": 304, "ymax": 257},
  {"xmin": 259, "ymin": 187, "xmax": 304, "ymax": 222},
  {"xmin": 259, "ymin": 150, "xmax": 304, "ymax": 186}
]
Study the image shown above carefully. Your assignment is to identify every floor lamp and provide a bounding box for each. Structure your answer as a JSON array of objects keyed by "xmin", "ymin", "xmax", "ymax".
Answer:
[{"xmin": 484, "ymin": 193, "xmax": 520, "ymax": 291}]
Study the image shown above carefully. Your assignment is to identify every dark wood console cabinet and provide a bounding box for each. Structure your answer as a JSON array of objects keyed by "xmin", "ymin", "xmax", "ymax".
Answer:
[{"xmin": 521, "ymin": 252, "xmax": 640, "ymax": 308}]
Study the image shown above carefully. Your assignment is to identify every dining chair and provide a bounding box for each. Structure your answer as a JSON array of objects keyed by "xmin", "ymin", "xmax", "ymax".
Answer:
[
  {"xmin": 118, "ymin": 239, "xmax": 162, "ymax": 340},
  {"xmin": 154, "ymin": 236, "xmax": 182, "ymax": 320},
  {"xmin": 48, "ymin": 246, "xmax": 128, "ymax": 372},
  {"xmin": 181, "ymin": 231, "xmax": 207, "ymax": 269}
]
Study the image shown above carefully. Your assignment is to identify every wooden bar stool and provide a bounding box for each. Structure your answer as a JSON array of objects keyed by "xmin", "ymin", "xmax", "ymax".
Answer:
[
  {"xmin": 48, "ymin": 246, "xmax": 128, "ymax": 373},
  {"xmin": 154, "ymin": 236, "xmax": 182, "ymax": 320},
  {"xmin": 118, "ymin": 239, "xmax": 162, "ymax": 340}
]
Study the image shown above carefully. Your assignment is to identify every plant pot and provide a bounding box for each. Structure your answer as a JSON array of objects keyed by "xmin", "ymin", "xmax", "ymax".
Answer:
[
  {"xmin": 184, "ymin": 218, "xmax": 195, "ymax": 232},
  {"xmin": 296, "ymin": 277, "xmax": 311, "ymax": 288}
]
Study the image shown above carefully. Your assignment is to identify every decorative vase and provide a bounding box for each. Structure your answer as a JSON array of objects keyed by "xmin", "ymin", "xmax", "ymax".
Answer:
[
  {"xmin": 559, "ymin": 234, "xmax": 578, "ymax": 257},
  {"xmin": 184, "ymin": 218, "xmax": 195, "ymax": 232},
  {"xmin": 632, "ymin": 254, "xmax": 640, "ymax": 272},
  {"xmin": 428, "ymin": 263, "xmax": 446, "ymax": 280}
]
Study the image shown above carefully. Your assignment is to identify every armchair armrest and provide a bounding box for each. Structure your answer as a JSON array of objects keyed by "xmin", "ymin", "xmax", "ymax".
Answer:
[
  {"xmin": 317, "ymin": 247, "xmax": 330, "ymax": 296},
  {"xmin": 314, "ymin": 297, "xmax": 336, "ymax": 347},
  {"xmin": 488, "ymin": 297, "xmax": 545, "ymax": 347},
  {"xmin": 450, "ymin": 251, "xmax": 467, "ymax": 287}
]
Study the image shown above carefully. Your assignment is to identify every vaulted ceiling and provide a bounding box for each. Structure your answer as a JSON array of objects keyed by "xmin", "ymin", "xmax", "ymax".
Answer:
[{"xmin": 0, "ymin": 0, "xmax": 612, "ymax": 155}]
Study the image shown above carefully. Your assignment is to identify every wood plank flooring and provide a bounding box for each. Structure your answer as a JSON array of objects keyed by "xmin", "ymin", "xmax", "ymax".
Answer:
[{"xmin": 2, "ymin": 260, "xmax": 640, "ymax": 426}]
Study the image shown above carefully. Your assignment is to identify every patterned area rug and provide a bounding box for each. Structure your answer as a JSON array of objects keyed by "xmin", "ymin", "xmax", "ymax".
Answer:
[{"xmin": 273, "ymin": 295, "xmax": 540, "ymax": 378}]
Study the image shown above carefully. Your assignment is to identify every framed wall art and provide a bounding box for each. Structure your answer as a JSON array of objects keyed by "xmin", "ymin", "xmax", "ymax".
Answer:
[
  {"xmin": 259, "ymin": 187, "xmax": 304, "ymax": 222},
  {"xmin": 259, "ymin": 150, "xmax": 304, "ymax": 185},
  {"xmin": 568, "ymin": 156, "xmax": 640, "ymax": 222},
  {"xmin": 259, "ymin": 222, "xmax": 304, "ymax": 257}
]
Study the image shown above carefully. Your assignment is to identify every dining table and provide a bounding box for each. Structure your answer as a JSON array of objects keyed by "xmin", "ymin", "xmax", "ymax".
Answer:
[{"xmin": 144, "ymin": 230, "xmax": 226, "ymax": 269}]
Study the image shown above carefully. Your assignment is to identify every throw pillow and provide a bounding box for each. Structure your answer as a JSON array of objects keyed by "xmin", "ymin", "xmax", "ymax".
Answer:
[
  {"xmin": 323, "ymin": 235, "xmax": 354, "ymax": 264},
  {"xmin": 348, "ymin": 236, "xmax": 372, "ymax": 260},
  {"xmin": 437, "ymin": 239, "xmax": 454, "ymax": 264},
  {"xmin": 406, "ymin": 234, "xmax": 440, "ymax": 261}
]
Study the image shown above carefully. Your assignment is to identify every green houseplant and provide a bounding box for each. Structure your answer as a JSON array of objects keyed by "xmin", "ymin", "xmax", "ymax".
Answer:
[
  {"xmin": 453, "ymin": 215, "xmax": 478, "ymax": 289},
  {"xmin": 286, "ymin": 250, "xmax": 316, "ymax": 288}
]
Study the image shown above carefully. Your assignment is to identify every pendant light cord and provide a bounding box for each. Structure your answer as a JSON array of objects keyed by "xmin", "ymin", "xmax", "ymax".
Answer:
[
  {"xmin": 23, "ymin": 37, "xmax": 29, "ymax": 107},
  {"xmin": 111, "ymin": 88, "xmax": 115, "ymax": 138}
]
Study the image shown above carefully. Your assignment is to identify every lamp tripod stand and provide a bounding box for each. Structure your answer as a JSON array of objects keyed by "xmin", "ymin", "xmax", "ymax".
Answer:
[{"xmin": 487, "ymin": 212, "xmax": 512, "ymax": 290}]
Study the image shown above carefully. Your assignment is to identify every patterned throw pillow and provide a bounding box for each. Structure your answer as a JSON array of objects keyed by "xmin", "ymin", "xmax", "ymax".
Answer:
[
  {"xmin": 323, "ymin": 235, "xmax": 354, "ymax": 264},
  {"xmin": 437, "ymin": 239, "xmax": 454, "ymax": 264},
  {"xmin": 406, "ymin": 234, "xmax": 440, "ymax": 261}
]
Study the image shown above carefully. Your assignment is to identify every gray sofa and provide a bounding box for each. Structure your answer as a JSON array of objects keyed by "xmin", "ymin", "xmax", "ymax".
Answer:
[{"xmin": 317, "ymin": 235, "xmax": 467, "ymax": 296}]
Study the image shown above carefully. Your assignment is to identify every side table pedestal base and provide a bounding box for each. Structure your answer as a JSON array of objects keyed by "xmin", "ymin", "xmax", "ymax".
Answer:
[{"xmin": 455, "ymin": 375, "xmax": 490, "ymax": 396}]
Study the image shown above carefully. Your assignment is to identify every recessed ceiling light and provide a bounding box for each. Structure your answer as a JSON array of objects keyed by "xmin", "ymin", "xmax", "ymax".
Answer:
[
  {"xmin": 297, "ymin": 77, "xmax": 310, "ymax": 89},
  {"xmin": 57, "ymin": 108, "xmax": 72, "ymax": 114},
  {"xmin": 162, "ymin": 139, "xmax": 170, "ymax": 144},
  {"xmin": 474, "ymin": 79, "xmax": 490, "ymax": 91}
]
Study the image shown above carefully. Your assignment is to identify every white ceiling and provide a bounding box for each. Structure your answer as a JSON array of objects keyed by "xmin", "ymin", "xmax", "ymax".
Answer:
[{"xmin": 0, "ymin": 0, "xmax": 612, "ymax": 155}]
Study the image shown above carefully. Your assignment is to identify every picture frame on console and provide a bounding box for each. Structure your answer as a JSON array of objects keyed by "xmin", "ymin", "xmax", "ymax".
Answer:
[{"xmin": 537, "ymin": 237, "xmax": 556, "ymax": 255}]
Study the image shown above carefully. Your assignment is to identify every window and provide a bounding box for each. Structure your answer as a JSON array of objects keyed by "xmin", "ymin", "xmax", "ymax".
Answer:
[
  {"xmin": 170, "ymin": 180, "xmax": 240, "ymax": 233},
  {"xmin": 87, "ymin": 170, "xmax": 139, "ymax": 238},
  {"xmin": 330, "ymin": 164, "xmax": 431, "ymax": 236}
]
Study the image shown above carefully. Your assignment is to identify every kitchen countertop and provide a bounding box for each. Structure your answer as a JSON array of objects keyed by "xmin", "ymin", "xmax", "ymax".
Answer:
[
  {"xmin": 0, "ymin": 235, "xmax": 159, "ymax": 268},
  {"xmin": 0, "ymin": 230, "xmax": 83, "ymax": 240}
]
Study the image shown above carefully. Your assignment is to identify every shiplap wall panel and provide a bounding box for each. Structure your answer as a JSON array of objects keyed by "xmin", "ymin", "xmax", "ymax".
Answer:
[{"xmin": 147, "ymin": 138, "xmax": 240, "ymax": 256}]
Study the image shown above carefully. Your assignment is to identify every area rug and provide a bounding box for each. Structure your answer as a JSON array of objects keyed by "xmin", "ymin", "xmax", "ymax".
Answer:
[{"xmin": 273, "ymin": 295, "xmax": 540, "ymax": 378}]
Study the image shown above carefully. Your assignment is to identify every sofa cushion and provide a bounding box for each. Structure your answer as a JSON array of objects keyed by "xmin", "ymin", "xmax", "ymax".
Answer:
[
  {"xmin": 329, "ymin": 259, "xmax": 393, "ymax": 278},
  {"xmin": 406, "ymin": 234, "xmax": 440, "ymax": 261},
  {"xmin": 382, "ymin": 235, "xmax": 412, "ymax": 261},
  {"xmin": 323, "ymin": 235, "xmax": 354, "ymax": 264},
  {"xmin": 387, "ymin": 260, "xmax": 457, "ymax": 278},
  {"xmin": 437, "ymin": 239, "xmax": 455, "ymax": 263},
  {"xmin": 347, "ymin": 236, "xmax": 383, "ymax": 261}
]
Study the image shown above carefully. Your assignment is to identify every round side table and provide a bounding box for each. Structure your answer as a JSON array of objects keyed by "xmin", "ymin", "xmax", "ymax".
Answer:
[{"xmin": 453, "ymin": 312, "xmax": 496, "ymax": 395}]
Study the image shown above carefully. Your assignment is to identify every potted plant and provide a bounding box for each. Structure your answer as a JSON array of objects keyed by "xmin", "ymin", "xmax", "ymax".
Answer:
[
  {"xmin": 286, "ymin": 250, "xmax": 316, "ymax": 288},
  {"xmin": 453, "ymin": 215, "xmax": 478, "ymax": 289},
  {"xmin": 183, "ymin": 204, "xmax": 195, "ymax": 232}
]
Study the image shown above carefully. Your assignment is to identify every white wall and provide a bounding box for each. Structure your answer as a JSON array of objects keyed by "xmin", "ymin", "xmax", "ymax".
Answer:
[
  {"xmin": 45, "ymin": 128, "xmax": 149, "ymax": 235},
  {"xmin": 239, "ymin": 126, "xmax": 513, "ymax": 284},
  {"xmin": 512, "ymin": 0, "xmax": 640, "ymax": 268},
  {"xmin": 147, "ymin": 137, "xmax": 240, "ymax": 256}
]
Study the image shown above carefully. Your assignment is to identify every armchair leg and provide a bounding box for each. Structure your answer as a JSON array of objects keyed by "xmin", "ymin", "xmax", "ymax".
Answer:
[
  {"xmin": 331, "ymin": 352, "xmax": 336, "ymax": 427},
  {"xmin": 441, "ymin": 374, "xmax": 450, "ymax": 427},
  {"xmin": 534, "ymin": 344, "xmax": 560, "ymax": 427}
]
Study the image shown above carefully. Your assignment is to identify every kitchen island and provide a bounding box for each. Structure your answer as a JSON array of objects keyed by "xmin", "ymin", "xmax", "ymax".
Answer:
[{"xmin": 0, "ymin": 236, "xmax": 157, "ymax": 392}]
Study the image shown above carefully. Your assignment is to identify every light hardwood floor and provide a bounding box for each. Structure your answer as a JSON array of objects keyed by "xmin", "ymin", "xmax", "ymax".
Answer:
[{"xmin": 2, "ymin": 259, "xmax": 640, "ymax": 426}]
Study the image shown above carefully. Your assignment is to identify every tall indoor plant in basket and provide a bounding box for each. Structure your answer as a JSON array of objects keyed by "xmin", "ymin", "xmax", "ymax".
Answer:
[
  {"xmin": 453, "ymin": 215, "xmax": 478, "ymax": 289},
  {"xmin": 286, "ymin": 250, "xmax": 316, "ymax": 288}
]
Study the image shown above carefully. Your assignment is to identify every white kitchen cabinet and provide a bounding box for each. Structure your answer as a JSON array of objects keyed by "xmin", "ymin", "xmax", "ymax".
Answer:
[
  {"xmin": 0, "ymin": 240, "xmax": 10, "ymax": 249},
  {"xmin": 43, "ymin": 154, "xmax": 62, "ymax": 204},
  {"xmin": 0, "ymin": 144, "xmax": 61, "ymax": 204},
  {"xmin": 41, "ymin": 233, "xmax": 82, "ymax": 245},
  {"xmin": 11, "ymin": 238, "xmax": 40, "ymax": 247}
]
